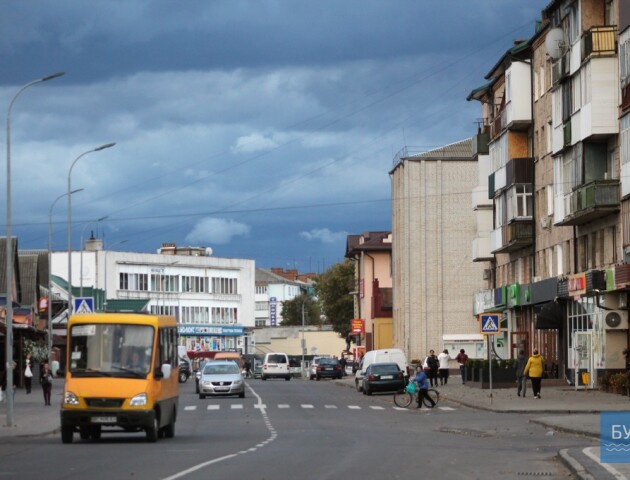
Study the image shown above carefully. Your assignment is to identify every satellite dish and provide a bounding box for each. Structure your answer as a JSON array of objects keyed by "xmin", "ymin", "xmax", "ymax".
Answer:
[
  {"xmin": 545, "ymin": 27, "xmax": 566, "ymax": 60},
  {"xmin": 205, "ymin": 247, "xmax": 213, "ymax": 256}
]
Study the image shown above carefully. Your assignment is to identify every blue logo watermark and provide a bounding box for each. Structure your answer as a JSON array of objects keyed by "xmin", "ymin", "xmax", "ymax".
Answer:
[{"xmin": 601, "ymin": 412, "xmax": 630, "ymax": 463}]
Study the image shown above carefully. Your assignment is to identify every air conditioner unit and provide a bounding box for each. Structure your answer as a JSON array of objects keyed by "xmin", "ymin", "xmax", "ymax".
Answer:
[{"xmin": 604, "ymin": 310, "xmax": 629, "ymax": 330}]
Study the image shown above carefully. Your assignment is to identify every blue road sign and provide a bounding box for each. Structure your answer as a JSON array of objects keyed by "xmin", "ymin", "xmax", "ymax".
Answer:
[
  {"xmin": 480, "ymin": 314, "xmax": 500, "ymax": 334},
  {"xmin": 74, "ymin": 297, "xmax": 94, "ymax": 314}
]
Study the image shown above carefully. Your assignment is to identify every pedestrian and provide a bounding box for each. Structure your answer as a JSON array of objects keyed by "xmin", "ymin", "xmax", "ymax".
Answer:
[
  {"xmin": 339, "ymin": 356, "xmax": 347, "ymax": 377},
  {"xmin": 515, "ymin": 350, "xmax": 527, "ymax": 398},
  {"xmin": 438, "ymin": 349, "xmax": 451, "ymax": 386},
  {"xmin": 423, "ymin": 350, "xmax": 439, "ymax": 387},
  {"xmin": 455, "ymin": 349, "xmax": 468, "ymax": 384},
  {"xmin": 40, "ymin": 361, "xmax": 53, "ymax": 406},
  {"xmin": 413, "ymin": 365, "xmax": 435, "ymax": 408},
  {"xmin": 24, "ymin": 354, "xmax": 33, "ymax": 394},
  {"xmin": 523, "ymin": 349, "xmax": 544, "ymax": 399},
  {"xmin": 244, "ymin": 359, "xmax": 252, "ymax": 379}
]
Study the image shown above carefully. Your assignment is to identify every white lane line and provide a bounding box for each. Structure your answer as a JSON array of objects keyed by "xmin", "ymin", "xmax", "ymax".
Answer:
[
  {"xmin": 324, "ymin": 405, "xmax": 337, "ymax": 409},
  {"xmin": 231, "ymin": 404, "xmax": 243, "ymax": 410},
  {"xmin": 254, "ymin": 404, "xmax": 267, "ymax": 409},
  {"xmin": 370, "ymin": 406, "xmax": 385, "ymax": 410},
  {"xmin": 301, "ymin": 404, "xmax": 314, "ymax": 409},
  {"xmin": 278, "ymin": 404, "xmax": 290, "ymax": 409},
  {"xmin": 206, "ymin": 405, "xmax": 220, "ymax": 411},
  {"xmin": 162, "ymin": 384, "xmax": 276, "ymax": 480},
  {"xmin": 348, "ymin": 406, "xmax": 361, "ymax": 410},
  {"xmin": 438, "ymin": 406, "xmax": 455, "ymax": 411},
  {"xmin": 583, "ymin": 447, "xmax": 628, "ymax": 479},
  {"xmin": 184, "ymin": 406, "xmax": 196, "ymax": 411}
]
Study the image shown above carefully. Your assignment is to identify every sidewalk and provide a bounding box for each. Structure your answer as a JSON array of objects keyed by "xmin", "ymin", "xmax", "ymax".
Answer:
[{"xmin": 334, "ymin": 375, "xmax": 630, "ymax": 479}]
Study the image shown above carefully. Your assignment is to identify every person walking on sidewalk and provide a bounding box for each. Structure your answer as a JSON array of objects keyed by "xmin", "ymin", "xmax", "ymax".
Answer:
[
  {"xmin": 438, "ymin": 349, "xmax": 451, "ymax": 386},
  {"xmin": 423, "ymin": 350, "xmax": 439, "ymax": 387},
  {"xmin": 40, "ymin": 361, "xmax": 53, "ymax": 406},
  {"xmin": 24, "ymin": 354, "xmax": 33, "ymax": 394},
  {"xmin": 455, "ymin": 349, "xmax": 468, "ymax": 384},
  {"xmin": 524, "ymin": 349, "xmax": 544, "ymax": 399},
  {"xmin": 515, "ymin": 350, "xmax": 528, "ymax": 398}
]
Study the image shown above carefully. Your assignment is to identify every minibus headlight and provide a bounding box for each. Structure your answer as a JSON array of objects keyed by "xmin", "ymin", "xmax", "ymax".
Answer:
[
  {"xmin": 64, "ymin": 391, "xmax": 80, "ymax": 406},
  {"xmin": 130, "ymin": 393, "xmax": 147, "ymax": 406}
]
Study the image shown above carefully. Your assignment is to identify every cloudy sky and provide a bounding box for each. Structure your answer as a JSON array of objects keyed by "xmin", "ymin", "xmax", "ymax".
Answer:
[{"xmin": 0, "ymin": 1, "xmax": 548, "ymax": 273}]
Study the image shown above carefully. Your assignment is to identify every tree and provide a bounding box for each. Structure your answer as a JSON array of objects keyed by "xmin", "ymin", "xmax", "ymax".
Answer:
[
  {"xmin": 314, "ymin": 259, "xmax": 354, "ymax": 338},
  {"xmin": 280, "ymin": 293, "xmax": 321, "ymax": 327}
]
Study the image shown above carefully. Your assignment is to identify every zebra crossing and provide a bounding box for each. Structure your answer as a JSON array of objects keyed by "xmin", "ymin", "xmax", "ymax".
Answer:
[{"xmin": 183, "ymin": 403, "xmax": 457, "ymax": 412}]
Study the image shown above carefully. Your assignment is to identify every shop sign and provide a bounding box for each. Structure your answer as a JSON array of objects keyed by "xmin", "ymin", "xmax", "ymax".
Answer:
[
  {"xmin": 567, "ymin": 273, "xmax": 586, "ymax": 297},
  {"xmin": 178, "ymin": 325, "xmax": 244, "ymax": 336},
  {"xmin": 351, "ymin": 318, "xmax": 364, "ymax": 334}
]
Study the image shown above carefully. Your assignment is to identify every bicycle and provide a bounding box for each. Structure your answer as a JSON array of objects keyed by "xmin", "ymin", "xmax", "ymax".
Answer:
[{"xmin": 393, "ymin": 382, "xmax": 440, "ymax": 408}]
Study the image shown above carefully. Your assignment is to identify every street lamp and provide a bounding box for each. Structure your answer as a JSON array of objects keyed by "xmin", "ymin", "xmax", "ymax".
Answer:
[
  {"xmin": 79, "ymin": 216, "xmax": 108, "ymax": 298},
  {"xmin": 67, "ymin": 143, "xmax": 115, "ymax": 314},
  {"xmin": 48, "ymin": 189, "xmax": 83, "ymax": 367},
  {"xmin": 103, "ymin": 240, "xmax": 127, "ymax": 312},
  {"xmin": 5, "ymin": 71, "xmax": 64, "ymax": 427}
]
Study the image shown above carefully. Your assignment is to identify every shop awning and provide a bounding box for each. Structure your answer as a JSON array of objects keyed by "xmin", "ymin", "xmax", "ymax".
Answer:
[{"xmin": 535, "ymin": 301, "xmax": 563, "ymax": 329}]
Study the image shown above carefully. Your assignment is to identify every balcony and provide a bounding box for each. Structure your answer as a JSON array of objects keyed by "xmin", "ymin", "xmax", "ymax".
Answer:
[
  {"xmin": 473, "ymin": 132, "xmax": 490, "ymax": 156},
  {"xmin": 582, "ymin": 26, "xmax": 616, "ymax": 61},
  {"xmin": 490, "ymin": 221, "xmax": 534, "ymax": 254},
  {"xmin": 490, "ymin": 110, "xmax": 505, "ymax": 139},
  {"xmin": 556, "ymin": 179, "xmax": 620, "ymax": 226}
]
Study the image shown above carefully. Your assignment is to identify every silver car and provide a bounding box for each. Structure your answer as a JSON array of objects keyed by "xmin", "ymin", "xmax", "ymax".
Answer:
[
  {"xmin": 309, "ymin": 356, "xmax": 331, "ymax": 380},
  {"xmin": 198, "ymin": 361, "xmax": 245, "ymax": 399}
]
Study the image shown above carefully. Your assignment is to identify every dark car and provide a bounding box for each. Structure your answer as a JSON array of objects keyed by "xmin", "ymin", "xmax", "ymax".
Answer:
[
  {"xmin": 315, "ymin": 358, "xmax": 343, "ymax": 380},
  {"xmin": 362, "ymin": 362, "xmax": 405, "ymax": 395}
]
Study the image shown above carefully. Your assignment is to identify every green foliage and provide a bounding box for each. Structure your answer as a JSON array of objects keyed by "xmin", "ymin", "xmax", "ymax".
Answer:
[
  {"xmin": 280, "ymin": 293, "xmax": 321, "ymax": 327},
  {"xmin": 23, "ymin": 338, "xmax": 48, "ymax": 362},
  {"xmin": 313, "ymin": 259, "xmax": 355, "ymax": 338}
]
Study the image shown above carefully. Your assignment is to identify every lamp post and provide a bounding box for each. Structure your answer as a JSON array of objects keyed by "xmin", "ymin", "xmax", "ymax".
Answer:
[
  {"xmin": 79, "ymin": 216, "xmax": 108, "ymax": 298},
  {"xmin": 5, "ymin": 71, "xmax": 64, "ymax": 428},
  {"xmin": 48, "ymin": 189, "xmax": 83, "ymax": 367},
  {"xmin": 67, "ymin": 143, "xmax": 115, "ymax": 314},
  {"xmin": 103, "ymin": 240, "xmax": 127, "ymax": 312},
  {"xmin": 301, "ymin": 301, "xmax": 306, "ymax": 378}
]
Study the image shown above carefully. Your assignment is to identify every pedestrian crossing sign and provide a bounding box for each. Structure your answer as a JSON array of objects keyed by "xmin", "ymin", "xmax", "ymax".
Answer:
[
  {"xmin": 74, "ymin": 297, "xmax": 94, "ymax": 314},
  {"xmin": 479, "ymin": 313, "xmax": 500, "ymax": 334}
]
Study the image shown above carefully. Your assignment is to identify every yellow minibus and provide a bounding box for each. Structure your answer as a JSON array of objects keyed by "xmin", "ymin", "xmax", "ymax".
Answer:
[{"xmin": 60, "ymin": 313, "xmax": 179, "ymax": 443}]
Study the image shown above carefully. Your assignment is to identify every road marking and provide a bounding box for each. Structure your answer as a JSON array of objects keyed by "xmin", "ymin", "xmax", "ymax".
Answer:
[
  {"xmin": 301, "ymin": 404, "xmax": 314, "ymax": 409},
  {"xmin": 583, "ymin": 447, "xmax": 628, "ymax": 479},
  {"xmin": 438, "ymin": 406, "xmax": 455, "ymax": 411},
  {"xmin": 324, "ymin": 405, "xmax": 337, "ymax": 409},
  {"xmin": 184, "ymin": 406, "xmax": 196, "ymax": 411},
  {"xmin": 231, "ymin": 404, "xmax": 243, "ymax": 409},
  {"xmin": 348, "ymin": 406, "xmax": 361, "ymax": 410},
  {"xmin": 254, "ymin": 404, "xmax": 267, "ymax": 409},
  {"xmin": 278, "ymin": 404, "xmax": 290, "ymax": 409},
  {"xmin": 207, "ymin": 405, "xmax": 220, "ymax": 410},
  {"xmin": 369, "ymin": 406, "xmax": 384, "ymax": 410}
]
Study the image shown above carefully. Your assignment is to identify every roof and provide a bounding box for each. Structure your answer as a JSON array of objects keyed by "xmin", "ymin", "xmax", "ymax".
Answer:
[
  {"xmin": 255, "ymin": 268, "xmax": 304, "ymax": 286},
  {"xmin": 345, "ymin": 231, "xmax": 392, "ymax": 257},
  {"xmin": 17, "ymin": 254, "xmax": 39, "ymax": 306},
  {"xmin": 104, "ymin": 299, "xmax": 150, "ymax": 313},
  {"xmin": 408, "ymin": 138, "xmax": 473, "ymax": 160}
]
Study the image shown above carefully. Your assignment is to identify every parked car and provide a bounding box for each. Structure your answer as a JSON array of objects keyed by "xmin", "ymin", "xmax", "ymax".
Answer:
[
  {"xmin": 179, "ymin": 358, "xmax": 192, "ymax": 383},
  {"xmin": 309, "ymin": 356, "xmax": 331, "ymax": 380},
  {"xmin": 362, "ymin": 362, "xmax": 406, "ymax": 396},
  {"xmin": 315, "ymin": 357, "xmax": 343, "ymax": 380},
  {"xmin": 261, "ymin": 352, "xmax": 291, "ymax": 381},
  {"xmin": 198, "ymin": 360, "xmax": 245, "ymax": 399},
  {"xmin": 355, "ymin": 348, "xmax": 409, "ymax": 392}
]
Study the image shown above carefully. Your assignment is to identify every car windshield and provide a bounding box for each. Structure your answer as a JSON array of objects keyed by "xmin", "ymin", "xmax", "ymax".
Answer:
[
  {"xmin": 267, "ymin": 355, "xmax": 287, "ymax": 363},
  {"xmin": 370, "ymin": 364, "xmax": 399, "ymax": 374},
  {"xmin": 203, "ymin": 363, "xmax": 240, "ymax": 375},
  {"xmin": 69, "ymin": 323, "xmax": 154, "ymax": 378},
  {"xmin": 320, "ymin": 358, "xmax": 338, "ymax": 366}
]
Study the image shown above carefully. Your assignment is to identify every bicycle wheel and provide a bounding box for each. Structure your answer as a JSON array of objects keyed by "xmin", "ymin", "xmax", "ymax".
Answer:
[
  {"xmin": 422, "ymin": 389, "xmax": 440, "ymax": 408},
  {"xmin": 393, "ymin": 391, "xmax": 413, "ymax": 408}
]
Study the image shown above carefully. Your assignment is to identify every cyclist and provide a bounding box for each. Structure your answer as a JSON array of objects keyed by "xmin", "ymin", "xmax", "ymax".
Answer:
[{"xmin": 414, "ymin": 365, "xmax": 436, "ymax": 409}]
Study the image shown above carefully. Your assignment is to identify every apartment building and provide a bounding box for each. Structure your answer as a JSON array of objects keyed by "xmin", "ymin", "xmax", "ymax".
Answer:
[
  {"xmin": 254, "ymin": 268, "xmax": 306, "ymax": 327},
  {"xmin": 390, "ymin": 140, "xmax": 487, "ymax": 361},
  {"xmin": 470, "ymin": 0, "xmax": 630, "ymax": 387},
  {"xmin": 345, "ymin": 231, "xmax": 393, "ymax": 351}
]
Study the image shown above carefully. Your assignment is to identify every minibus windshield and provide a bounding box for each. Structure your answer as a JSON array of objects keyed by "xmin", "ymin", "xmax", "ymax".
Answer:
[{"xmin": 69, "ymin": 323, "xmax": 154, "ymax": 378}]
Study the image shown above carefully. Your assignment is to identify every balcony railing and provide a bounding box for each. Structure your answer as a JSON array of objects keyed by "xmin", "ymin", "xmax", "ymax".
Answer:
[
  {"xmin": 491, "ymin": 221, "xmax": 534, "ymax": 254},
  {"xmin": 582, "ymin": 25, "xmax": 616, "ymax": 60},
  {"xmin": 557, "ymin": 179, "xmax": 620, "ymax": 226}
]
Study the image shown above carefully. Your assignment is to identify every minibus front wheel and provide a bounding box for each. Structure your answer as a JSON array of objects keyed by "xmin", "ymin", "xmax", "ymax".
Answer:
[
  {"xmin": 61, "ymin": 426, "xmax": 74, "ymax": 444},
  {"xmin": 146, "ymin": 415, "xmax": 160, "ymax": 442}
]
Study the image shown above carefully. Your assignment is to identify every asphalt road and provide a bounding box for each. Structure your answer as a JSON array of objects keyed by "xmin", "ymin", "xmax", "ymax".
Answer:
[{"xmin": 0, "ymin": 378, "xmax": 596, "ymax": 479}]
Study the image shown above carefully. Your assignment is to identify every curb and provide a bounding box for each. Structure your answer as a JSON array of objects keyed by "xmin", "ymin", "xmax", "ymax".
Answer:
[
  {"xmin": 529, "ymin": 418, "xmax": 599, "ymax": 440},
  {"xmin": 558, "ymin": 448, "xmax": 596, "ymax": 480}
]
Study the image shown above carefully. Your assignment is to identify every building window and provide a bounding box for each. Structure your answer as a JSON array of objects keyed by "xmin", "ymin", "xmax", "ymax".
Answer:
[
  {"xmin": 119, "ymin": 273, "xmax": 148, "ymax": 291},
  {"xmin": 255, "ymin": 318, "xmax": 267, "ymax": 327},
  {"xmin": 181, "ymin": 275, "xmax": 209, "ymax": 293},
  {"xmin": 212, "ymin": 277, "xmax": 238, "ymax": 295},
  {"xmin": 256, "ymin": 285, "xmax": 268, "ymax": 295},
  {"xmin": 211, "ymin": 307, "xmax": 237, "ymax": 324},
  {"xmin": 151, "ymin": 274, "xmax": 179, "ymax": 292},
  {"xmin": 255, "ymin": 302, "xmax": 268, "ymax": 311}
]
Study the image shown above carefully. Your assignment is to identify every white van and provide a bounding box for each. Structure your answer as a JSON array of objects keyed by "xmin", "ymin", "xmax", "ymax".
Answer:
[
  {"xmin": 355, "ymin": 348, "xmax": 408, "ymax": 392},
  {"xmin": 261, "ymin": 352, "xmax": 291, "ymax": 381}
]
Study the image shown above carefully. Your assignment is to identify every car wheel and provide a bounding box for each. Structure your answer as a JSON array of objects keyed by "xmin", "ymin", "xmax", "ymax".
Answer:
[
  {"xmin": 146, "ymin": 416, "xmax": 159, "ymax": 443},
  {"xmin": 316, "ymin": 376, "xmax": 321, "ymax": 381},
  {"xmin": 365, "ymin": 386, "xmax": 372, "ymax": 396},
  {"xmin": 239, "ymin": 391, "xmax": 245, "ymax": 398},
  {"xmin": 199, "ymin": 393, "xmax": 205, "ymax": 399},
  {"xmin": 261, "ymin": 375, "xmax": 267, "ymax": 381},
  {"xmin": 163, "ymin": 408, "xmax": 176, "ymax": 439},
  {"xmin": 285, "ymin": 375, "xmax": 291, "ymax": 381}
]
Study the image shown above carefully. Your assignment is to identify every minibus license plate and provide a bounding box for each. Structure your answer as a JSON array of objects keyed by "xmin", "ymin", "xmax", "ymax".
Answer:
[{"xmin": 92, "ymin": 416, "xmax": 115, "ymax": 423}]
